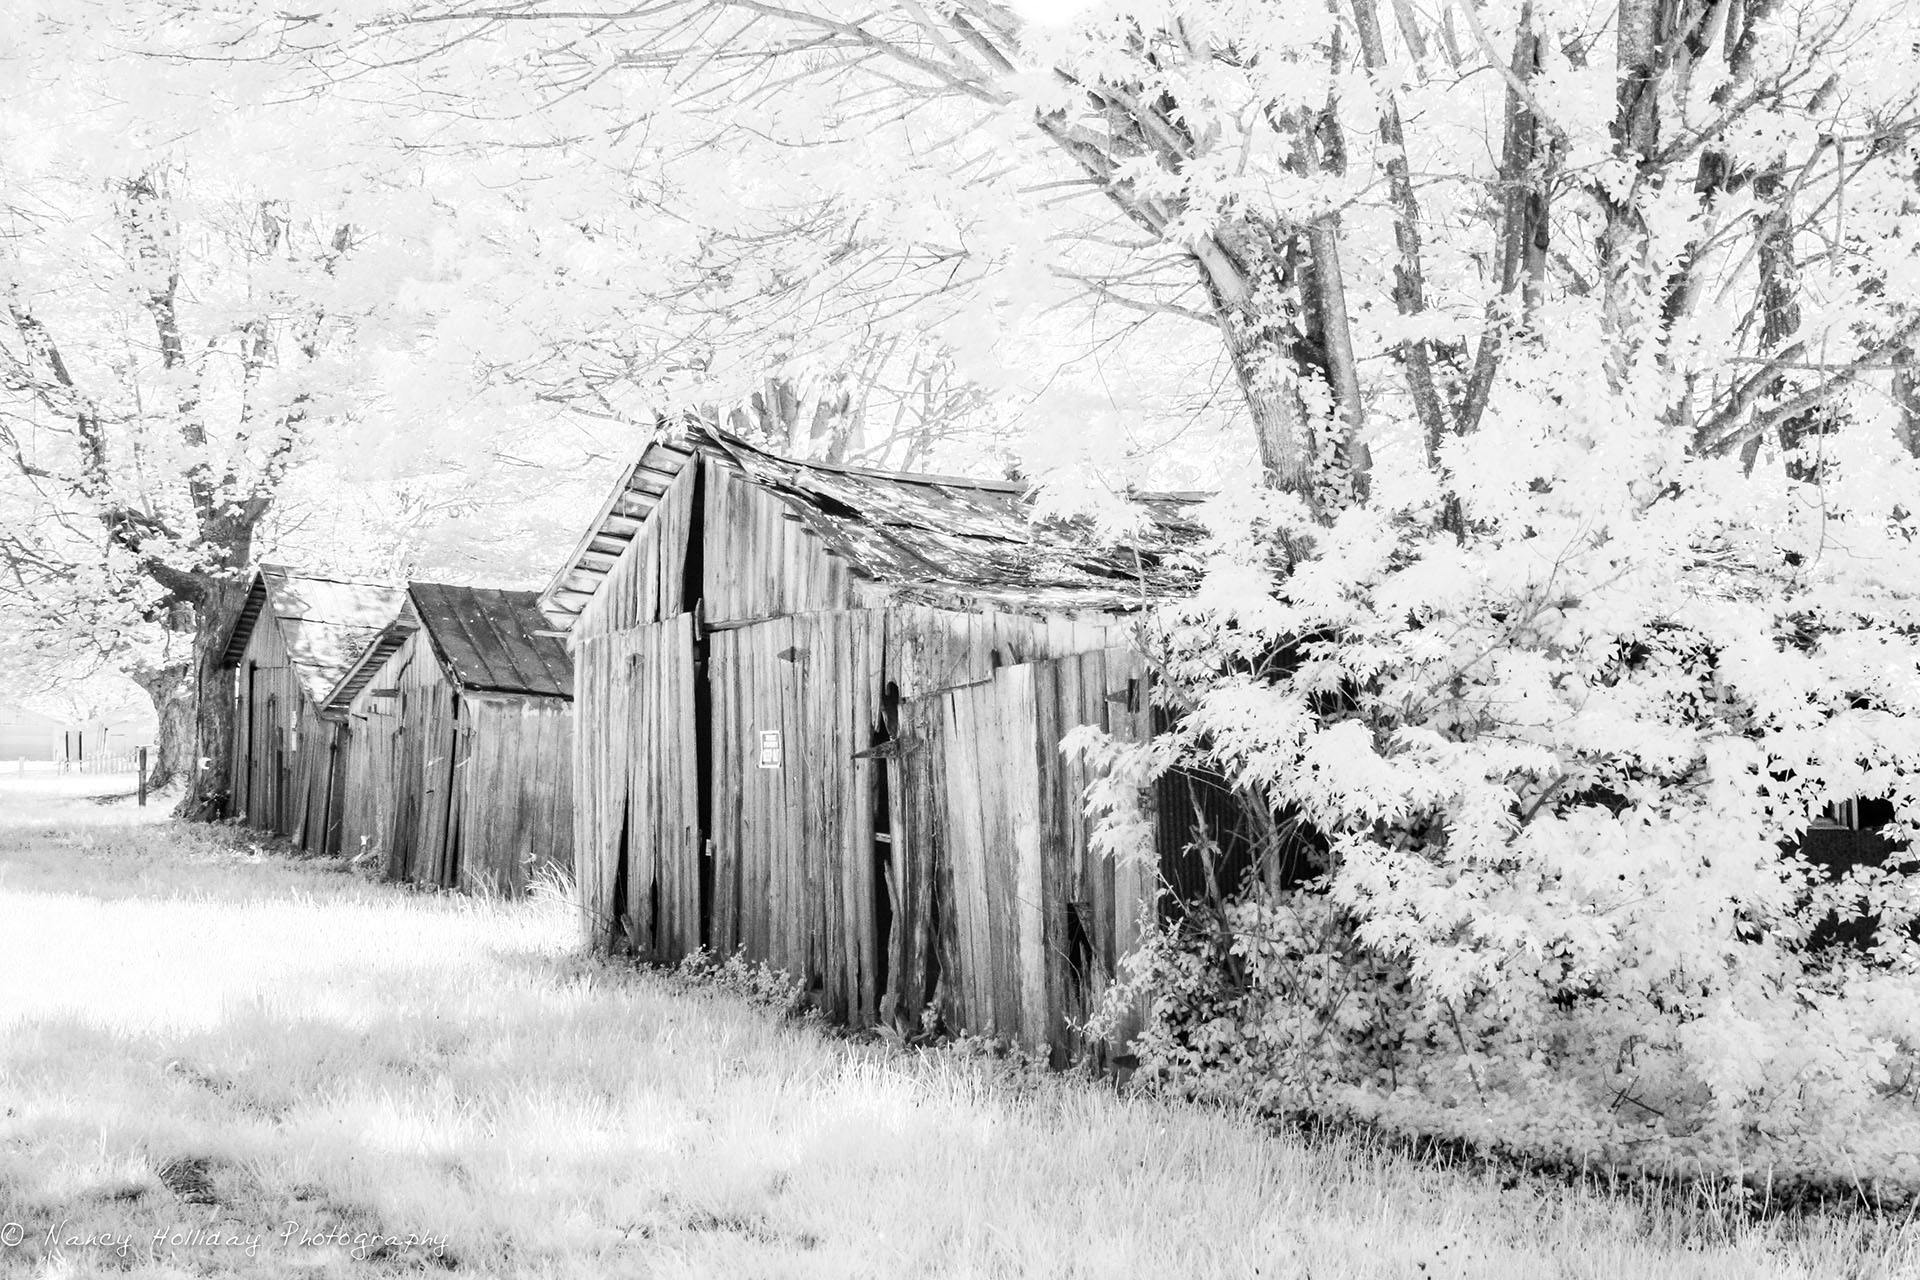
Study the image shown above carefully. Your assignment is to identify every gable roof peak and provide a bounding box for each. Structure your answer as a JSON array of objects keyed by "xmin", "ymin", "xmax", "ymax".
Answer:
[{"xmin": 220, "ymin": 565, "xmax": 407, "ymax": 709}]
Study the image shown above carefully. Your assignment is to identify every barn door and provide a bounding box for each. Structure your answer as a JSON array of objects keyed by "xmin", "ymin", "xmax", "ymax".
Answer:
[
  {"xmin": 624, "ymin": 616, "xmax": 700, "ymax": 959},
  {"xmin": 576, "ymin": 617, "xmax": 700, "ymax": 959},
  {"xmin": 416, "ymin": 685, "xmax": 462, "ymax": 890},
  {"xmin": 888, "ymin": 648, "xmax": 1153, "ymax": 1060},
  {"xmin": 238, "ymin": 662, "xmax": 258, "ymax": 820},
  {"xmin": 705, "ymin": 611, "xmax": 886, "ymax": 1025},
  {"xmin": 387, "ymin": 687, "xmax": 424, "ymax": 883},
  {"xmin": 267, "ymin": 694, "xmax": 287, "ymax": 834},
  {"xmin": 444, "ymin": 701, "xmax": 470, "ymax": 891},
  {"xmin": 323, "ymin": 722, "xmax": 349, "ymax": 858}
]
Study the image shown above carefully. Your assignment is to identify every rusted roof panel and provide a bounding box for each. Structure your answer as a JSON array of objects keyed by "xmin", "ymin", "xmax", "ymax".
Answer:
[
  {"xmin": 411, "ymin": 582, "xmax": 573, "ymax": 698},
  {"xmin": 220, "ymin": 565, "xmax": 407, "ymax": 709}
]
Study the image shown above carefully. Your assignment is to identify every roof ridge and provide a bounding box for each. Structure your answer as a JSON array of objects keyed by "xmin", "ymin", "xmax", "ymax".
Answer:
[
  {"xmin": 687, "ymin": 422, "xmax": 1032, "ymax": 494},
  {"xmin": 262, "ymin": 564, "xmax": 400, "ymax": 590},
  {"xmin": 408, "ymin": 579, "xmax": 541, "ymax": 600}
]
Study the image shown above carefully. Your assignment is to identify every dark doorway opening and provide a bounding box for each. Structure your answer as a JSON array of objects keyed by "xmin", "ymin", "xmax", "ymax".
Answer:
[
  {"xmin": 1802, "ymin": 796, "xmax": 1912, "ymax": 953},
  {"xmin": 441, "ymin": 695, "xmax": 464, "ymax": 889},
  {"xmin": 324, "ymin": 725, "xmax": 348, "ymax": 857},
  {"xmin": 609, "ymin": 803, "xmax": 633, "ymax": 955},
  {"xmin": 870, "ymin": 691, "xmax": 899, "ymax": 1024},
  {"xmin": 684, "ymin": 457, "xmax": 715, "ymax": 951},
  {"xmin": 267, "ymin": 693, "xmax": 285, "ymax": 833}
]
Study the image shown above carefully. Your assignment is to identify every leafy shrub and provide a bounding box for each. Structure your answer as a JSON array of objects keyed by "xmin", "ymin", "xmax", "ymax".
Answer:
[
  {"xmin": 1079, "ymin": 455, "xmax": 1920, "ymax": 1187},
  {"xmin": 672, "ymin": 947, "xmax": 813, "ymax": 1019}
]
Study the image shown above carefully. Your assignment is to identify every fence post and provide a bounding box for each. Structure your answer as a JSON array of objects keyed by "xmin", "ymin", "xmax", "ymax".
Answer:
[{"xmin": 138, "ymin": 747, "xmax": 148, "ymax": 807}]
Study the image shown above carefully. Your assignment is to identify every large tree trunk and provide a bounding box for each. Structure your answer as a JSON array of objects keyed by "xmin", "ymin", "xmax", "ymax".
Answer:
[
  {"xmin": 129, "ymin": 658, "xmax": 195, "ymax": 792},
  {"xmin": 1195, "ymin": 222, "xmax": 1325, "ymax": 504},
  {"xmin": 1600, "ymin": 0, "xmax": 1663, "ymax": 382},
  {"xmin": 176, "ymin": 577, "xmax": 250, "ymax": 821},
  {"xmin": 1461, "ymin": 6, "xmax": 1549, "ymax": 440},
  {"xmin": 1895, "ymin": 350, "xmax": 1920, "ymax": 458}
]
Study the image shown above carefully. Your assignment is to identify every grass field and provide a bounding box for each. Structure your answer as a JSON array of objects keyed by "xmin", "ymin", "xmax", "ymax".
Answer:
[{"xmin": 3, "ymin": 777, "xmax": 1919, "ymax": 1278}]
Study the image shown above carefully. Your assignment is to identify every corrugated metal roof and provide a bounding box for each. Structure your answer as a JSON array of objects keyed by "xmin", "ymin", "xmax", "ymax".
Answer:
[
  {"xmin": 219, "ymin": 565, "xmax": 407, "ymax": 709},
  {"xmin": 410, "ymin": 582, "xmax": 573, "ymax": 698},
  {"xmin": 537, "ymin": 422, "xmax": 1202, "ymax": 632}
]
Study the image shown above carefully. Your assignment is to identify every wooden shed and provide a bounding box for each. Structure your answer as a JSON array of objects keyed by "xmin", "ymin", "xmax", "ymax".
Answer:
[
  {"xmin": 324, "ymin": 582, "xmax": 574, "ymax": 895},
  {"xmin": 219, "ymin": 566, "xmax": 406, "ymax": 853},
  {"xmin": 541, "ymin": 425, "xmax": 1199, "ymax": 1060}
]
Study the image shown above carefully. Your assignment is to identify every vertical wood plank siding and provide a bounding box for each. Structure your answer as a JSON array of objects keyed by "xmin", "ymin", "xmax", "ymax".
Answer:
[
  {"xmin": 340, "ymin": 629, "xmax": 574, "ymax": 895},
  {"xmin": 706, "ymin": 610, "xmax": 884, "ymax": 1022},
  {"xmin": 573, "ymin": 624, "xmax": 623, "ymax": 948},
  {"xmin": 570, "ymin": 459, "xmax": 699, "ymax": 946},
  {"xmin": 622, "ymin": 616, "xmax": 701, "ymax": 958},
  {"xmin": 573, "ymin": 619, "xmax": 698, "ymax": 954},
  {"xmin": 458, "ymin": 695, "xmax": 573, "ymax": 895},
  {"xmin": 702, "ymin": 463, "xmax": 855, "ymax": 624},
  {"xmin": 416, "ymin": 673, "xmax": 461, "ymax": 887},
  {"xmin": 383, "ymin": 637, "xmax": 441, "ymax": 882},
  {"xmin": 890, "ymin": 648, "xmax": 1153, "ymax": 1058},
  {"xmin": 226, "ymin": 616, "xmax": 347, "ymax": 854},
  {"xmin": 339, "ymin": 678, "xmax": 399, "ymax": 866},
  {"xmin": 560, "ymin": 444, "xmax": 1168, "ymax": 1053},
  {"xmin": 575, "ymin": 599, "xmax": 1158, "ymax": 1048}
]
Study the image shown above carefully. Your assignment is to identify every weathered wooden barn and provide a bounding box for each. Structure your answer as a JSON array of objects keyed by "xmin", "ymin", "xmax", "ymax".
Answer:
[
  {"xmin": 325, "ymin": 582, "xmax": 574, "ymax": 895},
  {"xmin": 542, "ymin": 425, "xmax": 1200, "ymax": 1059},
  {"xmin": 219, "ymin": 566, "xmax": 405, "ymax": 852}
]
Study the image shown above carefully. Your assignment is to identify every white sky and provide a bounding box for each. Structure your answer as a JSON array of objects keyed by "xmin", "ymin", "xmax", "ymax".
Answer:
[{"xmin": 1007, "ymin": 0, "xmax": 1104, "ymax": 26}]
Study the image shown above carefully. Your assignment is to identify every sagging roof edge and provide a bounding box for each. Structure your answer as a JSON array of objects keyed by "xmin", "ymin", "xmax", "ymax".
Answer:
[
  {"xmin": 320, "ymin": 613, "xmax": 420, "ymax": 714},
  {"xmin": 537, "ymin": 421, "xmax": 1204, "ymax": 636},
  {"xmin": 451, "ymin": 683, "xmax": 574, "ymax": 702}
]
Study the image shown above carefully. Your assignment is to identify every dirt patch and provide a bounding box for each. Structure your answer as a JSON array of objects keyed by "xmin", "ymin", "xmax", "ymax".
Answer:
[{"xmin": 153, "ymin": 1155, "xmax": 223, "ymax": 1206}]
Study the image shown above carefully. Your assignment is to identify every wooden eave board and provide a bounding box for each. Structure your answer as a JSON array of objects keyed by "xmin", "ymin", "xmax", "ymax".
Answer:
[
  {"xmin": 537, "ymin": 441, "xmax": 697, "ymax": 632},
  {"xmin": 217, "ymin": 578, "xmax": 272, "ymax": 667},
  {"xmin": 321, "ymin": 609, "xmax": 421, "ymax": 713}
]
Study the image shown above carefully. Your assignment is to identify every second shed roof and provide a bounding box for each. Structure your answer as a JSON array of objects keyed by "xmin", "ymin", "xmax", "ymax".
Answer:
[
  {"xmin": 219, "ymin": 565, "xmax": 407, "ymax": 708},
  {"xmin": 410, "ymin": 582, "xmax": 573, "ymax": 698}
]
